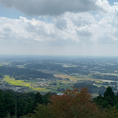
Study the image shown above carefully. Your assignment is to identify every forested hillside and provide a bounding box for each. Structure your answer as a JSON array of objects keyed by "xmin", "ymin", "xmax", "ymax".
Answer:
[{"xmin": 0, "ymin": 87, "xmax": 118, "ymax": 118}]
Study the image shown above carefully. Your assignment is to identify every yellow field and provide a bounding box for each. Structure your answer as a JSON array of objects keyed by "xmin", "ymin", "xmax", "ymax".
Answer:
[
  {"xmin": 54, "ymin": 74, "xmax": 106, "ymax": 83},
  {"xmin": 3, "ymin": 75, "xmax": 48, "ymax": 92},
  {"xmin": 16, "ymin": 65, "xmax": 25, "ymax": 68},
  {"xmin": 0, "ymin": 64, "xmax": 2, "ymax": 66},
  {"xmin": 62, "ymin": 64, "xmax": 78, "ymax": 68},
  {"xmin": 54, "ymin": 74, "xmax": 80, "ymax": 82}
]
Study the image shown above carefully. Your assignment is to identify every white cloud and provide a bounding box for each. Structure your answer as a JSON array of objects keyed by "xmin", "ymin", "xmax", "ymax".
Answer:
[{"xmin": 0, "ymin": 0, "xmax": 117, "ymax": 56}]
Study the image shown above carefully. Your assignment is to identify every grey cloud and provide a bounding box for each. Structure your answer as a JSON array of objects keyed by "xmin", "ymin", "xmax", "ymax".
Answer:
[
  {"xmin": 0, "ymin": 1, "xmax": 117, "ymax": 57},
  {"xmin": 0, "ymin": 0, "xmax": 100, "ymax": 15}
]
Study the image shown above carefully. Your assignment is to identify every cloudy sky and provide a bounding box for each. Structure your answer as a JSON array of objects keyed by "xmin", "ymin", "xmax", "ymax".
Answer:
[{"xmin": 0, "ymin": 0, "xmax": 117, "ymax": 56}]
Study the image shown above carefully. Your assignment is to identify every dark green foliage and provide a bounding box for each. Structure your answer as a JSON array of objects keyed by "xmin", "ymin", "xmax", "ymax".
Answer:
[
  {"xmin": 104, "ymin": 87, "xmax": 115, "ymax": 106},
  {"xmin": 0, "ymin": 90, "xmax": 47, "ymax": 118},
  {"xmin": 0, "ymin": 87, "xmax": 118, "ymax": 118},
  {"xmin": 94, "ymin": 87, "xmax": 118, "ymax": 108},
  {"xmin": 34, "ymin": 93, "xmax": 43, "ymax": 105},
  {"xmin": 28, "ymin": 104, "xmax": 52, "ymax": 118},
  {"xmin": 0, "ymin": 90, "xmax": 7, "ymax": 118},
  {"xmin": 42, "ymin": 92, "xmax": 55, "ymax": 105}
]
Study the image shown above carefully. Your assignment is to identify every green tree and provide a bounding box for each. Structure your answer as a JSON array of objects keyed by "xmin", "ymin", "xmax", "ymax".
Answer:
[
  {"xmin": 28, "ymin": 104, "xmax": 51, "ymax": 118},
  {"xmin": 104, "ymin": 87, "xmax": 115, "ymax": 106},
  {"xmin": 0, "ymin": 90, "xmax": 7, "ymax": 118}
]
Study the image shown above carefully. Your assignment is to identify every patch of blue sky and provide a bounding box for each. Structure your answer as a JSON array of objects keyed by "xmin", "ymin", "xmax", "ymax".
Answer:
[
  {"xmin": 108, "ymin": 0, "xmax": 117, "ymax": 5},
  {"xmin": 0, "ymin": 4, "xmax": 24, "ymax": 18},
  {"xmin": 0, "ymin": 3, "xmax": 54, "ymax": 23}
]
